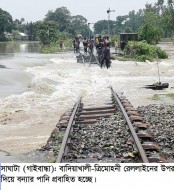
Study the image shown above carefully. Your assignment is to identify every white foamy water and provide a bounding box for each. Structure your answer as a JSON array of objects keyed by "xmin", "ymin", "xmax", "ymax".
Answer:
[{"xmin": 0, "ymin": 43, "xmax": 174, "ymax": 154}]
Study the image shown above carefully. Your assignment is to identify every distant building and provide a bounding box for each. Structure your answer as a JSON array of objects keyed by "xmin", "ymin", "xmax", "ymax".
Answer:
[
  {"xmin": 120, "ymin": 33, "xmax": 138, "ymax": 48},
  {"xmin": 4, "ymin": 32, "xmax": 13, "ymax": 39},
  {"xmin": 17, "ymin": 32, "xmax": 28, "ymax": 40},
  {"xmin": 4, "ymin": 32, "xmax": 28, "ymax": 41},
  {"xmin": 120, "ymin": 33, "xmax": 138, "ymax": 42}
]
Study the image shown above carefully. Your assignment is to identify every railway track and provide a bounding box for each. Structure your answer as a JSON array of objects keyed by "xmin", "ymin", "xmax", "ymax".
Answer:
[{"xmin": 55, "ymin": 87, "xmax": 168, "ymax": 163}]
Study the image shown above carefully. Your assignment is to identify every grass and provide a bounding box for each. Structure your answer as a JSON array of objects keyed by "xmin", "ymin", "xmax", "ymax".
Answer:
[
  {"xmin": 53, "ymin": 144, "xmax": 61, "ymax": 153},
  {"xmin": 112, "ymin": 55, "xmax": 134, "ymax": 61},
  {"xmin": 160, "ymin": 38, "xmax": 173, "ymax": 42},
  {"xmin": 165, "ymin": 93, "xmax": 174, "ymax": 99},
  {"xmin": 52, "ymin": 132, "xmax": 64, "ymax": 140},
  {"xmin": 151, "ymin": 94, "xmax": 161, "ymax": 100},
  {"xmin": 49, "ymin": 158, "xmax": 57, "ymax": 163},
  {"xmin": 151, "ymin": 93, "xmax": 174, "ymax": 101},
  {"xmin": 41, "ymin": 38, "xmax": 73, "ymax": 53}
]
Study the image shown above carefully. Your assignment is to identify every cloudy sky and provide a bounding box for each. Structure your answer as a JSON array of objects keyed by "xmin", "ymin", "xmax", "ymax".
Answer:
[{"xmin": 1, "ymin": 0, "xmax": 158, "ymax": 23}]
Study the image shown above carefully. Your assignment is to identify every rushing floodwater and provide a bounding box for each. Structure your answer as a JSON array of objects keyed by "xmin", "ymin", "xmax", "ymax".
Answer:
[{"xmin": 0, "ymin": 41, "xmax": 174, "ymax": 157}]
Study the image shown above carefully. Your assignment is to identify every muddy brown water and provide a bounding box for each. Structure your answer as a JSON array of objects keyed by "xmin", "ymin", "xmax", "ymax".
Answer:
[{"xmin": 0, "ymin": 42, "xmax": 174, "ymax": 162}]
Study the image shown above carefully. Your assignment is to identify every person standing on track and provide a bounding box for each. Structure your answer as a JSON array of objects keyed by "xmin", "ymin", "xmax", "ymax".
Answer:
[
  {"xmin": 96, "ymin": 40, "xmax": 104, "ymax": 64},
  {"xmin": 88, "ymin": 38, "xmax": 94, "ymax": 54},
  {"xmin": 83, "ymin": 37, "xmax": 88, "ymax": 53},
  {"xmin": 73, "ymin": 37, "xmax": 80, "ymax": 53},
  {"xmin": 101, "ymin": 43, "xmax": 111, "ymax": 69}
]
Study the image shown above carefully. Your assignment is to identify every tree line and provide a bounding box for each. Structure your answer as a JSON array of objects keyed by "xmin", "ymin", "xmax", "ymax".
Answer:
[
  {"xmin": 0, "ymin": 7, "xmax": 89, "ymax": 44},
  {"xmin": 94, "ymin": 0, "xmax": 174, "ymax": 44},
  {"xmin": 0, "ymin": 0, "xmax": 174, "ymax": 45}
]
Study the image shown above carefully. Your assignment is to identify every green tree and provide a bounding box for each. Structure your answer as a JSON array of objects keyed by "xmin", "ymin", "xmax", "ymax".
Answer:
[
  {"xmin": 156, "ymin": 0, "xmax": 164, "ymax": 13},
  {"xmin": 124, "ymin": 10, "xmax": 144, "ymax": 33},
  {"xmin": 13, "ymin": 17, "xmax": 27, "ymax": 33},
  {"xmin": 26, "ymin": 22, "xmax": 38, "ymax": 41},
  {"xmin": 45, "ymin": 7, "xmax": 71, "ymax": 32},
  {"xmin": 0, "ymin": 8, "xmax": 13, "ymax": 41},
  {"xmin": 167, "ymin": 0, "xmax": 174, "ymax": 6},
  {"xmin": 116, "ymin": 16, "xmax": 128, "ymax": 33},
  {"xmin": 20, "ymin": 18, "xmax": 25, "ymax": 24},
  {"xmin": 95, "ymin": 20, "xmax": 106, "ymax": 35},
  {"xmin": 94, "ymin": 20, "xmax": 108, "ymax": 35},
  {"xmin": 162, "ymin": 0, "xmax": 174, "ymax": 37},
  {"xmin": 138, "ymin": 11, "xmax": 163, "ymax": 44},
  {"xmin": 71, "ymin": 15, "xmax": 88, "ymax": 37},
  {"xmin": 37, "ymin": 21, "xmax": 58, "ymax": 44}
]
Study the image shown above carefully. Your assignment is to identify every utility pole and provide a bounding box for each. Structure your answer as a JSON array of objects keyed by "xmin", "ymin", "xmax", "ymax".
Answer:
[
  {"xmin": 88, "ymin": 23, "xmax": 94, "ymax": 39},
  {"xmin": 107, "ymin": 8, "xmax": 115, "ymax": 37}
]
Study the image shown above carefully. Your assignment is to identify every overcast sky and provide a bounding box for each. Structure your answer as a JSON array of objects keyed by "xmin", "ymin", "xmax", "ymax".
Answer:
[{"xmin": 1, "ymin": 0, "xmax": 158, "ymax": 23}]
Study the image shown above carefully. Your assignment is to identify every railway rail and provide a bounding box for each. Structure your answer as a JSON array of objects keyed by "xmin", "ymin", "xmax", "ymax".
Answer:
[{"xmin": 55, "ymin": 87, "xmax": 168, "ymax": 163}]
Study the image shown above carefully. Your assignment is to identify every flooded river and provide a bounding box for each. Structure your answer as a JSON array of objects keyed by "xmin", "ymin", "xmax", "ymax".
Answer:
[{"xmin": 0, "ymin": 41, "xmax": 174, "ymax": 161}]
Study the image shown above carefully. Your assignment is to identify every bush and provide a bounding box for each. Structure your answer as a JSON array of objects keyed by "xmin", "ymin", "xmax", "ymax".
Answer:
[
  {"xmin": 41, "ymin": 37, "xmax": 73, "ymax": 53},
  {"xmin": 156, "ymin": 47, "xmax": 168, "ymax": 59},
  {"xmin": 110, "ymin": 35, "xmax": 119, "ymax": 47},
  {"xmin": 134, "ymin": 55, "xmax": 154, "ymax": 62},
  {"xmin": 124, "ymin": 41, "xmax": 168, "ymax": 61}
]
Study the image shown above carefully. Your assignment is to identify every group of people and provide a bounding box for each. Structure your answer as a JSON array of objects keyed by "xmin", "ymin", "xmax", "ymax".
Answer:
[
  {"xmin": 95, "ymin": 36, "xmax": 111, "ymax": 69},
  {"xmin": 83, "ymin": 36, "xmax": 111, "ymax": 69},
  {"xmin": 73, "ymin": 36, "xmax": 95, "ymax": 54},
  {"xmin": 73, "ymin": 35, "xmax": 111, "ymax": 69}
]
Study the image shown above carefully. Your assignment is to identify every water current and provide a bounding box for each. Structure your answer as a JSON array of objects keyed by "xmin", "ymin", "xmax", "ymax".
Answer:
[{"xmin": 0, "ymin": 42, "xmax": 174, "ymax": 160}]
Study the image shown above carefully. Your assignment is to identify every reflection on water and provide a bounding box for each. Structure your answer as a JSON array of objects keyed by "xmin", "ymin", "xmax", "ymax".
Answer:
[
  {"xmin": 0, "ymin": 41, "xmax": 44, "ymax": 98},
  {"xmin": 0, "ymin": 41, "xmax": 42, "ymax": 54},
  {"xmin": 20, "ymin": 44, "xmax": 27, "ymax": 52}
]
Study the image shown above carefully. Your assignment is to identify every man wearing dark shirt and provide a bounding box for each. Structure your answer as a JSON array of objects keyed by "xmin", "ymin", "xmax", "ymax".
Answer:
[
  {"xmin": 96, "ymin": 41, "xmax": 104, "ymax": 63},
  {"xmin": 101, "ymin": 44, "xmax": 110, "ymax": 69},
  {"xmin": 83, "ymin": 37, "xmax": 88, "ymax": 53}
]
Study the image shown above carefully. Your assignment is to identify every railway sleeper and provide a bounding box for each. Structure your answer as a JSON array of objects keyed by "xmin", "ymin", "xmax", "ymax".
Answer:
[
  {"xmin": 120, "ymin": 100, "xmax": 131, "ymax": 104},
  {"xmin": 148, "ymin": 154, "xmax": 168, "ymax": 163},
  {"xmin": 126, "ymin": 111, "xmax": 139, "ymax": 116},
  {"xmin": 133, "ymin": 122, "xmax": 149, "ymax": 129},
  {"xmin": 129, "ymin": 115, "xmax": 143, "ymax": 122},
  {"xmin": 78, "ymin": 113, "xmax": 113, "ymax": 120},
  {"xmin": 79, "ymin": 109, "xmax": 115, "ymax": 115},
  {"xmin": 142, "ymin": 142, "xmax": 160, "ymax": 150},
  {"xmin": 137, "ymin": 131, "xmax": 153, "ymax": 139},
  {"xmin": 56, "ymin": 121, "xmax": 68, "ymax": 130},
  {"xmin": 123, "ymin": 103, "xmax": 133, "ymax": 107},
  {"xmin": 125, "ymin": 107, "xmax": 136, "ymax": 111},
  {"xmin": 82, "ymin": 106, "xmax": 115, "ymax": 111},
  {"xmin": 75, "ymin": 119, "xmax": 98, "ymax": 125}
]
